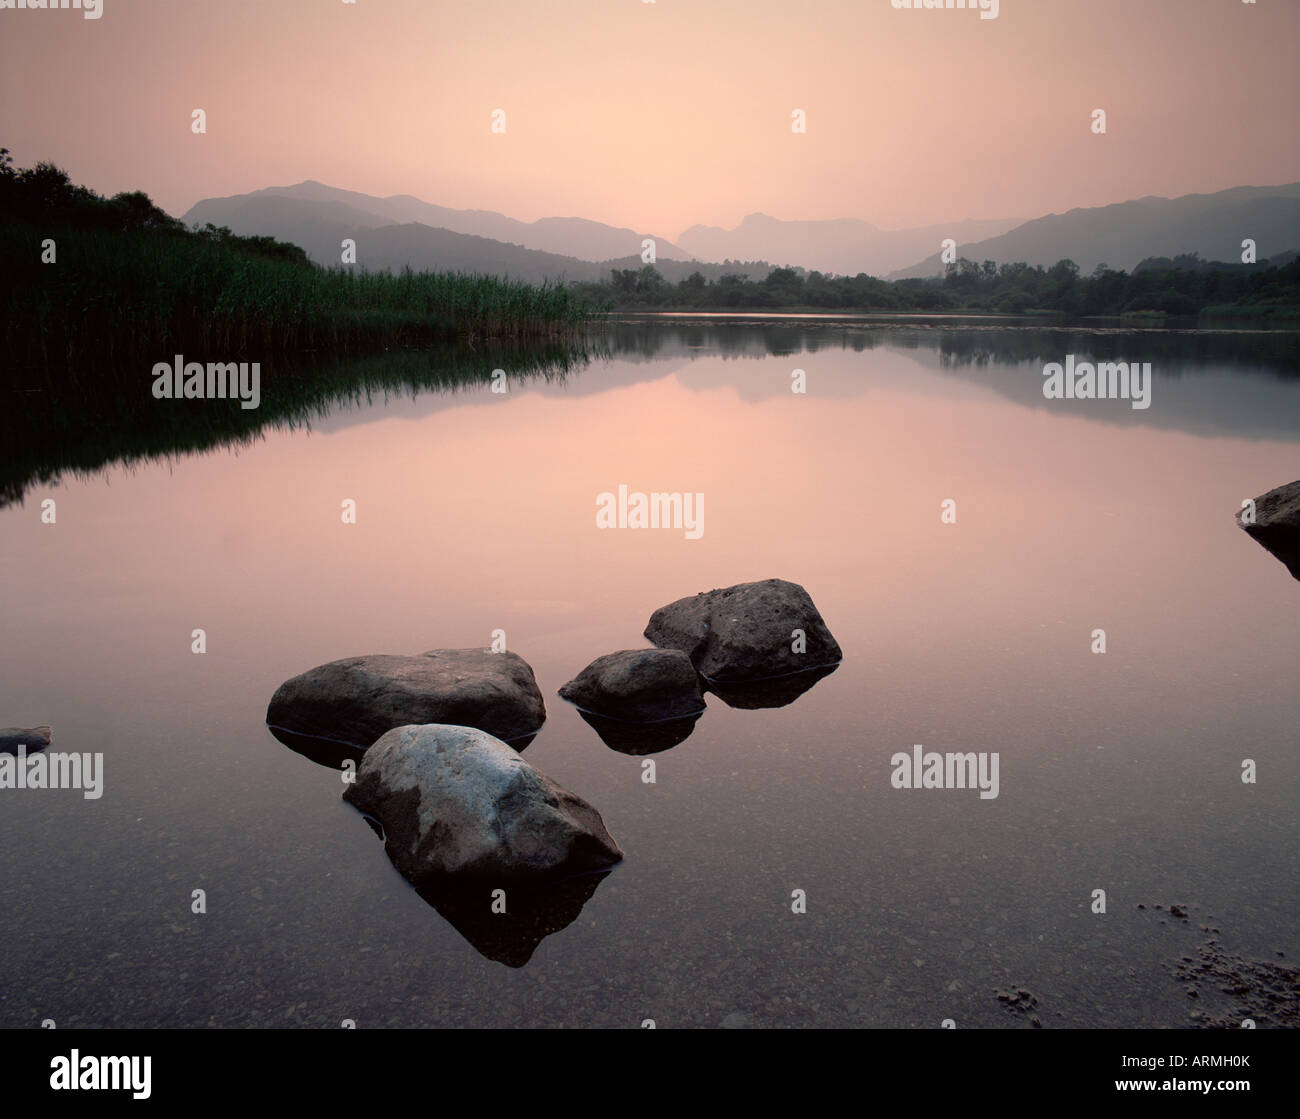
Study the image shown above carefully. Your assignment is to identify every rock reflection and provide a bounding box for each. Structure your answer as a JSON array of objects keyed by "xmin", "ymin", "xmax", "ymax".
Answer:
[
  {"xmin": 415, "ymin": 871, "xmax": 611, "ymax": 968},
  {"xmin": 577, "ymin": 709, "xmax": 703, "ymax": 755},
  {"xmin": 269, "ymin": 722, "xmax": 535, "ymax": 770},
  {"xmin": 703, "ymin": 662, "xmax": 839, "ymax": 710}
]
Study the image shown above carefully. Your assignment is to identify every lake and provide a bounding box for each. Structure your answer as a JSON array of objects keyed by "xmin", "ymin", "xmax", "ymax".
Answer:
[{"xmin": 2, "ymin": 318, "xmax": 1297, "ymax": 1028}]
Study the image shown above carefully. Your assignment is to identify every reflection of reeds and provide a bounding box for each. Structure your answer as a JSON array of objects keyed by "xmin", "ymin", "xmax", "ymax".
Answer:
[
  {"xmin": 0, "ymin": 339, "xmax": 608, "ymax": 509},
  {"xmin": 0, "ymin": 218, "xmax": 602, "ymax": 376}
]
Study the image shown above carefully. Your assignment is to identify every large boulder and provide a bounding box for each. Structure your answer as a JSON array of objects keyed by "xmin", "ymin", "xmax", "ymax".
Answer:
[
  {"xmin": 266, "ymin": 649, "xmax": 545, "ymax": 748},
  {"xmin": 343, "ymin": 723, "xmax": 622, "ymax": 885},
  {"xmin": 558, "ymin": 649, "xmax": 705, "ymax": 722},
  {"xmin": 644, "ymin": 578, "xmax": 842, "ymax": 682},
  {"xmin": 1239, "ymin": 480, "xmax": 1300, "ymax": 581}
]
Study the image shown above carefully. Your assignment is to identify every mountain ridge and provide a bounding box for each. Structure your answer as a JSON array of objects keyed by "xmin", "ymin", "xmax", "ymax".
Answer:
[
  {"xmin": 178, "ymin": 179, "xmax": 1300, "ymax": 286},
  {"xmin": 184, "ymin": 180, "xmax": 692, "ymax": 263},
  {"xmin": 677, "ymin": 211, "xmax": 1024, "ymax": 276},
  {"xmin": 888, "ymin": 183, "xmax": 1300, "ymax": 278}
]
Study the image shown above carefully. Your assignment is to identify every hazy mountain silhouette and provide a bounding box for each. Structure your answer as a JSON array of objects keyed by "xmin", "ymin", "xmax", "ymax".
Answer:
[
  {"xmin": 181, "ymin": 179, "xmax": 1300, "ymax": 286},
  {"xmin": 183, "ymin": 180, "xmax": 691, "ymax": 262},
  {"xmin": 677, "ymin": 213, "xmax": 1023, "ymax": 277},
  {"xmin": 889, "ymin": 183, "xmax": 1300, "ymax": 278},
  {"xmin": 339, "ymin": 221, "xmax": 775, "ymax": 284},
  {"xmin": 179, "ymin": 187, "xmax": 778, "ymax": 284}
]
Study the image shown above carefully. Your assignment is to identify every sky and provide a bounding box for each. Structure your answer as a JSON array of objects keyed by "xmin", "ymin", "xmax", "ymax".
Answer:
[{"xmin": 1, "ymin": 0, "xmax": 1298, "ymax": 238}]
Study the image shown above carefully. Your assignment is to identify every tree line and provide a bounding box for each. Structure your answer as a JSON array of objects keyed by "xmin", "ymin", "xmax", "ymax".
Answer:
[{"xmin": 570, "ymin": 253, "xmax": 1300, "ymax": 319}]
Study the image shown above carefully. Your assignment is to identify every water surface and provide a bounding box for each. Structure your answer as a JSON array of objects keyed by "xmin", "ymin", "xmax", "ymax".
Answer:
[{"xmin": 2, "ymin": 321, "xmax": 1297, "ymax": 1028}]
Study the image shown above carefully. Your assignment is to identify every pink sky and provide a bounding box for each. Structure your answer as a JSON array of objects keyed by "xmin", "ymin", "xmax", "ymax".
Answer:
[{"xmin": 2, "ymin": 0, "xmax": 1297, "ymax": 236}]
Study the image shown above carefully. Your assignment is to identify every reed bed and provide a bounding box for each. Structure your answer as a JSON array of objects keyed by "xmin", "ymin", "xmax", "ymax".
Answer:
[{"xmin": 0, "ymin": 218, "xmax": 602, "ymax": 382}]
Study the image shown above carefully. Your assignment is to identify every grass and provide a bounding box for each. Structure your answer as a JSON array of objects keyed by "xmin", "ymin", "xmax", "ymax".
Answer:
[
  {"xmin": 0, "ymin": 217, "xmax": 602, "ymax": 380},
  {"xmin": 0, "ymin": 204, "xmax": 607, "ymax": 508}
]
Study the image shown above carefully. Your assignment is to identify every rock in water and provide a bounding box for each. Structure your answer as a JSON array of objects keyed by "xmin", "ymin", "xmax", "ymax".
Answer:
[
  {"xmin": 0, "ymin": 725, "xmax": 52, "ymax": 754},
  {"xmin": 343, "ymin": 724, "xmax": 623, "ymax": 885},
  {"xmin": 644, "ymin": 578, "xmax": 842, "ymax": 682},
  {"xmin": 558, "ymin": 649, "xmax": 705, "ymax": 722},
  {"xmin": 1239, "ymin": 480, "xmax": 1300, "ymax": 581},
  {"xmin": 266, "ymin": 649, "xmax": 545, "ymax": 748}
]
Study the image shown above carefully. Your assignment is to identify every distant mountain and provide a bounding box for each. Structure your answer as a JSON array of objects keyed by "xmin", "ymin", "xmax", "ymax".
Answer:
[
  {"xmin": 676, "ymin": 213, "xmax": 1023, "ymax": 277},
  {"xmin": 889, "ymin": 184, "xmax": 1300, "ymax": 278},
  {"xmin": 183, "ymin": 181, "xmax": 691, "ymax": 263},
  {"xmin": 181, "ymin": 179, "xmax": 1300, "ymax": 288},
  {"xmin": 181, "ymin": 195, "xmax": 392, "ymax": 263},
  {"xmin": 180, "ymin": 189, "xmax": 772, "ymax": 285},
  {"xmin": 330, "ymin": 222, "xmax": 773, "ymax": 285}
]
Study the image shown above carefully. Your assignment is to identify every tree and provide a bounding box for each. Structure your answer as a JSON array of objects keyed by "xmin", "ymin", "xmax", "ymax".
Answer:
[
  {"xmin": 635, "ymin": 265, "xmax": 666, "ymax": 296},
  {"xmin": 110, "ymin": 190, "xmax": 183, "ymax": 233}
]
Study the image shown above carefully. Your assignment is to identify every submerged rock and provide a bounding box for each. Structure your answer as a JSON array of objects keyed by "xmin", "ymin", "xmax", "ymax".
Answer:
[
  {"xmin": 644, "ymin": 578, "xmax": 842, "ymax": 682},
  {"xmin": 558, "ymin": 648, "xmax": 705, "ymax": 722},
  {"xmin": 266, "ymin": 648, "xmax": 545, "ymax": 748},
  {"xmin": 343, "ymin": 723, "xmax": 622, "ymax": 886},
  {"xmin": 1239, "ymin": 479, "xmax": 1300, "ymax": 580},
  {"xmin": 0, "ymin": 725, "xmax": 52, "ymax": 754}
]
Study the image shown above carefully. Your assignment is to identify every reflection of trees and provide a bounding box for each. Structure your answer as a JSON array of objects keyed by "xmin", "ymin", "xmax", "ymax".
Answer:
[
  {"xmin": 1, "ymin": 340, "xmax": 603, "ymax": 508},
  {"xmin": 911, "ymin": 328, "xmax": 1300, "ymax": 377},
  {"xmin": 603, "ymin": 320, "xmax": 1299, "ymax": 376},
  {"xmin": 602, "ymin": 321, "xmax": 888, "ymax": 361},
  {"xmin": 9, "ymin": 322, "xmax": 1294, "ymax": 507}
]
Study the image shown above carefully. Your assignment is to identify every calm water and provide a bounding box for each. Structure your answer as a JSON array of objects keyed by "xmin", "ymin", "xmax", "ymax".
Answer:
[{"xmin": 2, "ymin": 321, "xmax": 1298, "ymax": 1028}]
